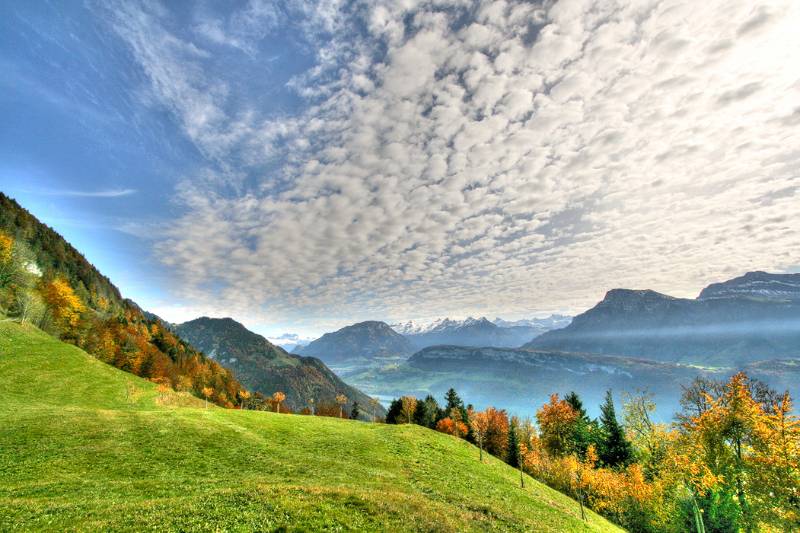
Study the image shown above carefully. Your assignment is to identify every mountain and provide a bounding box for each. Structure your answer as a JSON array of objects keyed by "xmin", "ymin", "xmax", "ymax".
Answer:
[
  {"xmin": 296, "ymin": 321, "xmax": 415, "ymax": 365},
  {"xmin": 175, "ymin": 317, "xmax": 382, "ymax": 415},
  {"xmin": 344, "ymin": 344, "xmax": 800, "ymax": 420},
  {"xmin": 698, "ymin": 271, "xmax": 800, "ymax": 301},
  {"xmin": 526, "ymin": 273, "xmax": 800, "ymax": 364},
  {"xmin": 396, "ymin": 316, "xmax": 545, "ymax": 349},
  {"xmin": 0, "ymin": 320, "xmax": 618, "ymax": 532},
  {"xmin": 266, "ymin": 332, "xmax": 312, "ymax": 352},
  {"xmin": 492, "ymin": 314, "xmax": 572, "ymax": 332}
]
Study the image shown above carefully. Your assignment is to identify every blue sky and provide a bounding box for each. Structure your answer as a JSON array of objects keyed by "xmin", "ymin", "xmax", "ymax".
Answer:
[{"xmin": 2, "ymin": 0, "xmax": 799, "ymax": 338}]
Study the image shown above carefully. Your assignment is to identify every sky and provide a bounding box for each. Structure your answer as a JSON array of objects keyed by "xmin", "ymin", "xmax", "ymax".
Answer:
[{"xmin": 1, "ymin": 0, "xmax": 799, "ymax": 339}]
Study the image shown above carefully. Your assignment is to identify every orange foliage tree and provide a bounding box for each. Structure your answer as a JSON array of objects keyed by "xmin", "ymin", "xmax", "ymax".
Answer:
[
  {"xmin": 536, "ymin": 394, "xmax": 579, "ymax": 457},
  {"xmin": 272, "ymin": 391, "xmax": 286, "ymax": 413}
]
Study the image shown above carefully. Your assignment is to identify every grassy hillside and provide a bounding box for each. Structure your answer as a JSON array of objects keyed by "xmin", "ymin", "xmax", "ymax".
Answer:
[{"xmin": 0, "ymin": 321, "xmax": 621, "ymax": 532}]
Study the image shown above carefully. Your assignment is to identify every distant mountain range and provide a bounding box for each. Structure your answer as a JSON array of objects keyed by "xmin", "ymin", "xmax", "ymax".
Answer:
[
  {"xmin": 176, "ymin": 317, "xmax": 382, "ymax": 415},
  {"xmin": 267, "ymin": 332, "xmax": 312, "ymax": 353},
  {"xmin": 344, "ymin": 344, "xmax": 800, "ymax": 420},
  {"xmin": 390, "ymin": 314, "xmax": 571, "ymax": 350},
  {"xmin": 526, "ymin": 272, "xmax": 800, "ymax": 365},
  {"xmin": 295, "ymin": 321, "xmax": 415, "ymax": 365}
]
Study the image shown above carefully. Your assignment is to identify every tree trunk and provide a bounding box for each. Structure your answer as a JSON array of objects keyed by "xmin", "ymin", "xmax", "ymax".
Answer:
[{"xmin": 520, "ymin": 466, "xmax": 524, "ymax": 488}]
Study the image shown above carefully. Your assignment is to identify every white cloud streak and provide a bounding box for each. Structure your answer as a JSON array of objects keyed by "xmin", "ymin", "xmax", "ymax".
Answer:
[
  {"xmin": 24, "ymin": 187, "xmax": 137, "ymax": 198},
  {"xmin": 102, "ymin": 0, "xmax": 800, "ymax": 330}
]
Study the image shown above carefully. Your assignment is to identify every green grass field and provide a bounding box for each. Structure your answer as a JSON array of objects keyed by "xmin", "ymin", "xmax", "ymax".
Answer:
[{"xmin": 0, "ymin": 321, "xmax": 622, "ymax": 532}]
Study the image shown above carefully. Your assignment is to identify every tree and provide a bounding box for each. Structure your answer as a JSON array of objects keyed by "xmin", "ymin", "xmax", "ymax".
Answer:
[
  {"xmin": 436, "ymin": 414, "xmax": 468, "ymax": 438},
  {"xmin": 537, "ymin": 394, "xmax": 579, "ymax": 457},
  {"xmin": 400, "ymin": 396, "xmax": 417, "ymax": 424},
  {"xmin": 385, "ymin": 398, "xmax": 403, "ymax": 424},
  {"xmin": 308, "ymin": 397, "xmax": 315, "ymax": 415},
  {"xmin": 445, "ymin": 388, "xmax": 469, "ymax": 424},
  {"xmin": 238, "ymin": 389, "xmax": 251, "ymax": 410},
  {"xmin": 201, "ymin": 386, "xmax": 213, "ymax": 408},
  {"xmin": 598, "ymin": 390, "xmax": 633, "ymax": 468},
  {"xmin": 413, "ymin": 394, "xmax": 440, "ymax": 428},
  {"xmin": 483, "ymin": 407, "xmax": 510, "ymax": 459},
  {"xmin": 273, "ymin": 391, "xmax": 286, "ymax": 413},
  {"xmin": 508, "ymin": 416, "xmax": 521, "ymax": 468},
  {"xmin": 350, "ymin": 401, "xmax": 360, "ymax": 420},
  {"xmin": 623, "ymin": 391, "xmax": 667, "ymax": 478},
  {"xmin": 564, "ymin": 391, "xmax": 597, "ymax": 458},
  {"xmin": 471, "ymin": 410, "xmax": 490, "ymax": 461},
  {"xmin": 369, "ymin": 397, "xmax": 380, "ymax": 422},
  {"xmin": 336, "ymin": 394, "xmax": 348, "ymax": 418},
  {"xmin": 40, "ymin": 277, "xmax": 85, "ymax": 332}
]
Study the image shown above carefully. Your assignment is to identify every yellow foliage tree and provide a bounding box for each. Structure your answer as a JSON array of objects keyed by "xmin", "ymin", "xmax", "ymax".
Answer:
[
  {"xmin": 40, "ymin": 278, "xmax": 85, "ymax": 331},
  {"xmin": 238, "ymin": 389, "xmax": 251, "ymax": 410},
  {"xmin": 471, "ymin": 410, "xmax": 490, "ymax": 461},
  {"xmin": 400, "ymin": 395, "xmax": 417, "ymax": 424},
  {"xmin": 201, "ymin": 386, "xmax": 213, "ymax": 409},
  {"xmin": 335, "ymin": 394, "xmax": 348, "ymax": 418}
]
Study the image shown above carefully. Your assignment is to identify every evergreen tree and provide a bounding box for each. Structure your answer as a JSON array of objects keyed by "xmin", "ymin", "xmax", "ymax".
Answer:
[
  {"xmin": 598, "ymin": 390, "xmax": 633, "ymax": 467},
  {"xmin": 565, "ymin": 391, "xmax": 588, "ymax": 419},
  {"xmin": 564, "ymin": 391, "xmax": 598, "ymax": 459},
  {"xmin": 444, "ymin": 388, "xmax": 473, "ymax": 442},
  {"xmin": 350, "ymin": 401, "xmax": 360, "ymax": 420},
  {"xmin": 507, "ymin": 417, "xmax": 521, "ymax": 468},
  {"xmin": 385, "ymin": 398, "xmax": 403, "ymax": 424},
  {"xmin": 413, "ymin": 395, "xmax": 440, "ymax": 428}
]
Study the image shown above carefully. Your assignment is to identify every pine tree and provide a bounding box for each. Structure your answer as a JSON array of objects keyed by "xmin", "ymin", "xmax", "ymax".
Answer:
[
  {"xmin": 598, "ymin": 390, "xmax": 633, "ymax": 467},
  {"xmin": 385, "ymin": 398, "xmax": 403, "ymax": 424},
  {"xmin": 350, "ymin": 401, "xmax": 360, "ymax": 420},
  {"xmin": 507, "ymin": 417, "xmax": 521, "ymax": 468},
  {"xmin": 564, "ymin": 391, "xmax": 597, "ymax": 459},
  {"xmin": 445, "ymin": 388, "xmax": 473, "ymax": 441}
]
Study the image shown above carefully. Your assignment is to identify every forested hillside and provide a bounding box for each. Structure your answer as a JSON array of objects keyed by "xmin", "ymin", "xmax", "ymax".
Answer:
[
  {"xmin": 0, "ymin": 192, "xmax": 244, "ymax": 407},
  {"xmin": 176, "ymin": 317, "xmax": 384, "ymax": 416}
]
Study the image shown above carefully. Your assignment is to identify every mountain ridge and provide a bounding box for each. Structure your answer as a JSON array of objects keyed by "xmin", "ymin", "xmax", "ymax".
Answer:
[
  {"xmin": 176, "ymin": 316, "xmax": 383, "ymax": 415},
  {"xmin": 526, "ymin": 271, "xmax": 800, "ymax": 364},
  {"xmin": 296, "ymin": 320, "xmax": 415, "ymax": 364}
]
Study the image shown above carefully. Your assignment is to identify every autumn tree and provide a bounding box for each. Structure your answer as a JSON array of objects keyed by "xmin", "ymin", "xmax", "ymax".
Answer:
[
  {"xmin": 471, "ymin": 410, "xmax": 490, "ymax": 461},
  {"xmin": 40, "ymin": 277, "xmax": 85, "ymax": 333},
  {"xmin": 335, "ymin": 394, "xmax": 347, "ymax": 418},
  {"xmin": 752, "ymin": 391, "xmax": 800, "ymax": 528},
  {"xmin": 202, "ymin": 386, "xmax": 213, "ymax": 408},
  {"xmin": 537, "ymin": 394, "xmax": 579, "ymax": 457},
  {"xmin": 436, "ymin": 413, "xmax": 468, "ymax": 438},
  {"xmin": 369, "ymin": 397, "xmax": 380, "ymax": 422},
  {"xmin": 273, "ymin": 391, "xmax": 286, "ymax": 414},
  {"xmin": 400, "ymin": 396, "xmax": 417, "ymax": 424},
  {"xmin": 623, "ymin": 391, "xmax": 668, "ymax": 478},
  {"xmin": 238, "ymin": 389, "xmax": 251, "ymax": 410}
]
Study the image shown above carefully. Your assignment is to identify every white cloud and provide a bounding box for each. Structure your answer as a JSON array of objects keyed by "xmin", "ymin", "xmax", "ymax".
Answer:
[
  {"xmin": 24, "ymin": 187, "xmax": 137, "ymax": 198},
  {"xmin": 103, "ymin": 0, "xmax": 800, "ymax": 331}
]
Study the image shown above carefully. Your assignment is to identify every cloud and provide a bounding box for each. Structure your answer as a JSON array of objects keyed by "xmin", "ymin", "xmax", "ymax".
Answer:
[
  {"xmin": 101, "ymin": 0, "xmax": 800, "ymax": 329},
  {"xmin": 26, "ymin": 188, "xmax": 137, "ymax": 198}
]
